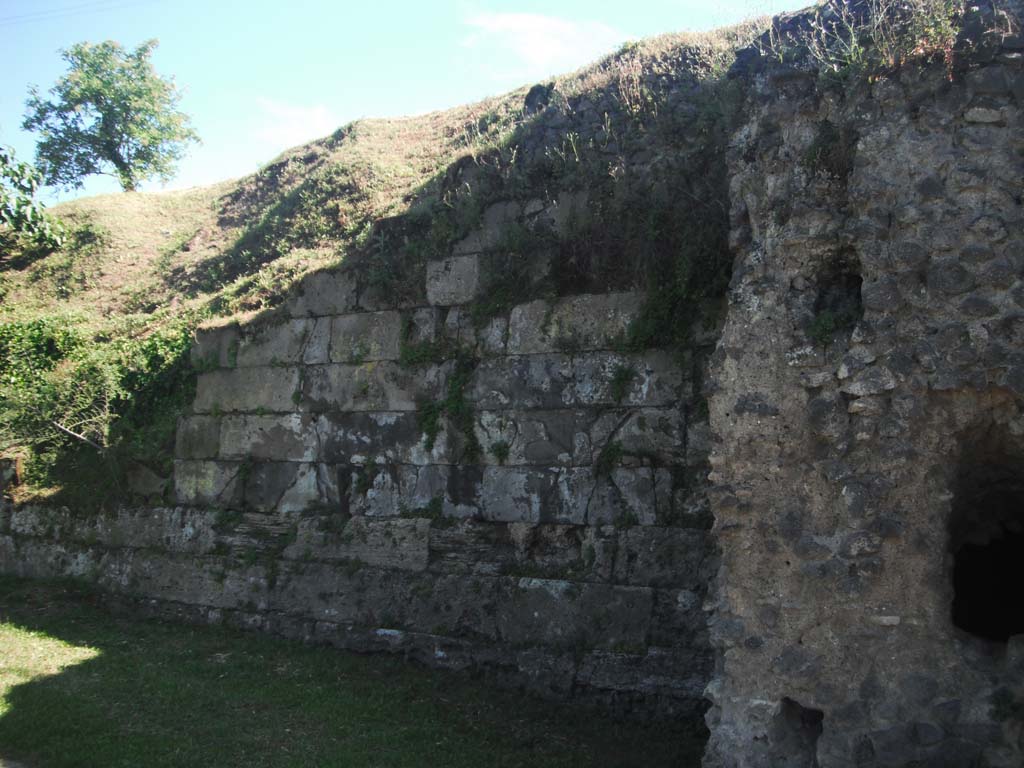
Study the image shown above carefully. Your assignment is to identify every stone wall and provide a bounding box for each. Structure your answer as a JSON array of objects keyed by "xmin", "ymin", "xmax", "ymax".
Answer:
[
  {"xmin": 0, "ymin": 232, "xmax": 717, "ymax": 717},
  {"xmin": 3, "ymin": 5, "xmax": 1024, "ymax": 764},
  {"xmin": 704, "ymin": 14, "xmax": 1024, "ymax": 767}
]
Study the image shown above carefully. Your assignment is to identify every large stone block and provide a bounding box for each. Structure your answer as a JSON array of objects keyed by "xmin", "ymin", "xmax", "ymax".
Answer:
[
  {"xmin": 126, "ymin": 550, "xmax": 253, "ymax": 610},
  {"xmin": 302, "ymin": 318, "xmax": 332, "ymax": 364},
  {"xmin": 0, "ymin": 536, "xmax": 106, "ymax": 582},
  {"xmin": 175, "ymin": 416, "xmax": 221, "ymax": 459},
  {"xmin": 113, "ymin": 508, "xmax": 219, "ymax": 555},
  {"xmin": 301, "ymin": 362, "xmax": 447, "ymax": 412},
  {"xmin": 190, "ymin": 322, "xmax": 239, "ymax": 368},
  {"xmin": 470, "ymin": 355, "xmax": 574, "ymax": 409},
  {"xmin": 572, "ymin": 351, "xmax": 686, "ymax": 407},
  {"xmin": 317, "ymin": 412, "xmax": 451, "ymax": 465},
  {"xmin": 444, "ymin": 465, "xmax": 483, "ymax": 518},
  {"xmin": 473, "ymin": 409, "xmax": 580, "ymax": 466},
  {"xmin": 344, "ymin": 464, "xmax": 478, "ymax": 520},
  {"xmin": 285, "ymin": 269, "xmax": 359, "ymax": 317},
  {"xmin": 342, "ymin": 463, "xmax": 408, "ymax": 517},
  {"xmin": 452, "ymin": 201, "xmax": 520, "ymax": 256},
  {"xmin": 426, "ymin": 255, "xmax": 481, "ymax": 305},
  {"xmin": 193, "ymin": 367, "xmax": 300, "ymax": 414},
  {"xmin": 406, "ymin": 307, "xmax": 442, "ymax": 345},
  {"xmin": 266, "ymin": 563, "xmax": 506, "ymax": 641},
  {"xmin": 407, "ymin": 464, "xmax": 452, "ymax": 511},
  {"xmin": 241, "ymin": 461, "xmax": 321, "ymax": 513},
  {"xmin": 613, "ymin": 527, "xmax": 710, "ymax": 589},
  {"xmin": 577, "ymin": 646, "xmax": 709, "ymax": 700},
  {"xmin": 442, "ymin": 307, "xmax": 509, "ymax": 356},
  {"xmin": 426, "ymin": 521, "xmax": 517, "ymax": 576},
  {"xmin": 173, "ymin": 460, "xmax": 242, "ymax": 506},
  {"xmin": 581, "ymin": 467, "xmax": 672, "ymax": 526},
  {"xmin": 480, "ymin": 466, "xmax": 559, "ymax": 523},
  {"xmin": 586, "ymin": 407, "xmax": 685, "ymax": 466},
  {"xmin": 329, "ymin": 311, "xmax": 403, "ymax": 363},
  {"xmin": 219, "ymin": 414, "xmax": 319, "ymax": 462},
  {"xmin": 7, "ymin": 505, "xmax": 218, "ymax": 556},
  {"xmin": 0, "ymin": 457, "xmax": 21, "ymax": 495},
  {"xmin": 442, "ymin": 307, "xmax": 478, "ymax": 348},
  {"xmin": 506, "ymin": 292, "xmax": 640, "ymax": 354},
  {"xmin": 283, "ymin": 516, "xmax": 430, "ymax": 571},
  {"xmin": 235, "ymin": 318, "xmax": 314, "ymax": 367},
  {"xmin": 552, "ymin": 468, "xmax": 599, "ymax": 525},
  {"xmin": 477, "ymin": 316, "xmax": 508, "ymax": 356}
]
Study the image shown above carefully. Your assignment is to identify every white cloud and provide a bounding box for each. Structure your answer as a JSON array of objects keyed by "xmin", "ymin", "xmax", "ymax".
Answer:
[
  {"xmin": 461, "ymin": 12, "xmax": 624, "ymax": 81},
  {"xmin": 253, "ymin": 97, "xmax": 341, "ymax": 152}
]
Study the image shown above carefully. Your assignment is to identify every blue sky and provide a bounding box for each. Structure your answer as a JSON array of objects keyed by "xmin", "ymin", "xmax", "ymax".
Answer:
[{"xmin": 1, "ymin": 0, "xmax": 807, "ymax": 202}]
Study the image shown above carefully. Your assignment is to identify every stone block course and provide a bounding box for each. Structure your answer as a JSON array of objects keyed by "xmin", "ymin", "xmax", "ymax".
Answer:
[
  {"xmin": 506, "ymin": 293, "xmax": 640, "ymax": 354},
  {"xmin": 194, "ymin": 367, "xmax": 301, "ymax": 414},
  {"xmin": 235, "ymin": 318, "xmax": 314, "ymax": 368},
  {"xmin": 426, "ymin": 256, "xmax": 481, "ymax": 305},
  {"xmin": 220, "ymin": 414, "xmax": 319, "ymax": 462},
  {"xmin": 174, "ymin": 460, "xmax": 242, "ymax": 507},
  {"xmin": 283, "ymin": 516, "xmax": 430, "ymax": 571},
  {"xmin": 190, "ymin": 323, "xmax": 239, "ymax": 368},
  {"xmin": 175, "ymin": 415, "xmax": 221, "ymax": 459},
  {"xmin": 499, "ymin": 579, "xmax": 653, "ymax": 651},
  {"xmin": 329, "ymin": 311, "xmax": 403, "ymax": 363},
  {"xmin": 285, "ymin": 270, "xmax": 358, "ymax": 318},
  {"xmin": 301, "ymin": 362, "xmax": 447, "ymax": 412}
]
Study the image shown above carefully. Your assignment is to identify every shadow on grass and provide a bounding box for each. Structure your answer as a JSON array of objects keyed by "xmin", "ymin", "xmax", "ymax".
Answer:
[{"xmin": 0, "ymin": 577, "xmax": 705, "ymax": 768}]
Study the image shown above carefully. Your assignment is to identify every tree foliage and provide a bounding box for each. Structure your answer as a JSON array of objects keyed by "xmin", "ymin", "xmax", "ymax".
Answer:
[
  {"xmin": 0, "ymin": 146, "xmax": 63, "ymax": 252},
  {"xmin": 23, "ymin": 39, "xmax": 199, "ymax": 192}
]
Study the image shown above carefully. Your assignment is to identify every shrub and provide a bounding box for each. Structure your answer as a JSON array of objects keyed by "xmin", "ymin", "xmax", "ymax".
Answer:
[
  {"xmin": 0, "ymin": 311, "xmax": 198, "ymax": 506},
  {"xmin": 771, "ymin": 0, "xmax": 983, "ymax": 85}
]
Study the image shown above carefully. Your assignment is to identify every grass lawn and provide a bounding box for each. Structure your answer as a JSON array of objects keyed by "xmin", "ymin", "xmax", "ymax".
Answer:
[{"xmin": 0, "ymin": 576, "xmax": 704, "ymax": 767}]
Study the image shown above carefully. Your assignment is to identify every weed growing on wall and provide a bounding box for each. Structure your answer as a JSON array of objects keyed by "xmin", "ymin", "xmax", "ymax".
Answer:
[
  {"xmin": 766, "ymin": 0, "xmax": 1008, "ymax": 86},
  {"xmin": 489, "ymin": 440, "xmax": 510, "ymax": 464},
  {"xmin": 416, "ymin": 354, "xmax": 481, "ymax": 463}
]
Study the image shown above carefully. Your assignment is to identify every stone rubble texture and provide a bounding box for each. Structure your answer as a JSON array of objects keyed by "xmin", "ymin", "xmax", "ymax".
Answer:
[
  {"xmin": 2, "ymin": 3, "xmax": 1024, "ymax": 765},
  {"xmin": 703, "ymin": 6, "xmax": 1024, "ymax": 766}
]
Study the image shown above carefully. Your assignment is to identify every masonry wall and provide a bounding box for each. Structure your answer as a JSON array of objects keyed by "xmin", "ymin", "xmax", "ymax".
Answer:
[
  {"xmin": 704, "ymin": 16, "xmax": 1024, "ymax": 767},
  {"xmin": 0, "ymin": 218, "xmax": 718, "ymax": 716}
]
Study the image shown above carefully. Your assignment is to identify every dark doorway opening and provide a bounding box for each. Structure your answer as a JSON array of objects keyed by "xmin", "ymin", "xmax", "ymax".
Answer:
[
  {"xmin": 950, "ymin": 427, "xmax": 1024, "ymax": 643},
  {"xmin": 770, "ymin": 698, "xmax": 823, "ymax": 767}
]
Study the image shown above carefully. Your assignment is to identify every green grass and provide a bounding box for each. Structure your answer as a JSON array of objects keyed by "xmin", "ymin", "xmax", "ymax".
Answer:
[{"xmin": 0, "ymin": 576, "xmax": 703, "ymax": 767}]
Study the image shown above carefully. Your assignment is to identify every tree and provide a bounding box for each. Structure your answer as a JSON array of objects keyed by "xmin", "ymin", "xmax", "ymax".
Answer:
[
  {"xmin": 1, "ymin": 145, "xmax": 63, "ymax": 253},
  {"xmin": 22, "ymin": 39, "xmax": 199, "ymax": 192}
]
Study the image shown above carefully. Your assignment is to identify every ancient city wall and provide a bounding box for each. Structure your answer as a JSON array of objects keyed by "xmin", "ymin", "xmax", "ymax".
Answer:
[
  {"xmin": 0, "ymin": 224, "xmax": 717, "ymax": 717},
  {"xmin": 2, "ymin": 4, "xmax": 1024, "ymax": 765}
]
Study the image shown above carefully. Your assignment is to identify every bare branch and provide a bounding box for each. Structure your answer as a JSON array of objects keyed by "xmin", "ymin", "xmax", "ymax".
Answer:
[{"xmin": 48, "ymin": 419, "xmax": 105, "ymax": 453}]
